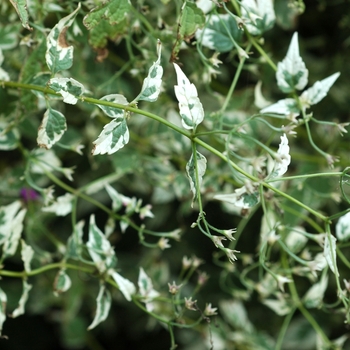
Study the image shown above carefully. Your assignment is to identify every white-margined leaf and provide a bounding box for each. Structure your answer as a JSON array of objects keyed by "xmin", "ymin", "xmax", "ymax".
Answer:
[
  {"xmin": 241, "ymin": 0, "xmax": 275, "ymax": 36},
  {"xmin": 174, "ymin": 63, "xmax": 204, "ymax": 130},
  {"xmin": 66, "ymin": 220, "xmax": 84, "ymax": 260},
  {"xmin": 268, "ymin": 134, "xmax": 291, "ymax": 179},
  {"xmin": 0, "ymin": 49, "xmax": 10, "ymax": 81},
  {"xmin": 2, "ymin": 204, "xmax": 27, "ymax": 259},
  {"xmin": 45, "ymin": 3, "xmax": 81, "ymax": 74},
  {"xmin": 262, "ymin": 295, "xmax": 292, "ymax": 316},
  {"xmin": 260, "ymin": 98, "xmax": 300, "ymax": 118},
  {"xmin": 53, "ymin": 269, "xmax": 72, "ymax": 296},
  {"xmin": 186, "ymin": 151, "xmax": 207, "ymax": 207},
  {"xmin": 138, "ymin": 268, "xmax": 160, "ymax": 312},
  {"xmin": 195, "ymin": 14, "xmax": 243, "ymax": 53},
  {"xmin": 303, "ymin": 274, "xmax": 328, "ymax": 308},
  {"xmin": 336, "ymin": 212, "xmax": 350, "ymax": 242},
  {"xmin": 136, "ymin": 40, "xmax": 163, "ymax": 102},
  {"xmin": 300, "ymin": 72, "xmax": 340, "ymax": 108},
  {"xmin": 49, "ymin": 77, "xmax": 85, "ymax": 105},
  {"xmin": 214, "ymin": 185, "xmax": 260, "ymax": 209},
  {"xmin": 276, "ymin": 32, "xmax": 308, "ymax": 93},
  {"xmin": 42, "ymin": 193, "xmax": 74, "ymax": 216},
  {"xmin": 87, "ymin": 215, "xmax": 117, "ymax": 274},
  {"xmin": 92, "ymin": 117, "xmax": 129, "ymax": 155},
  {"xmin": 0, "ymin": 201, "xmax": 23, "ymax": 245},
  {"xmin": 88, "ymin": 284, "xmax": 111, "ymax": 330},
  {"xmin": 30, "ymin": 149, "xmax": 61, "ymax": 174},
  {"xmin": 0, "ymin": 288, "xmax": 7, "ymax": 336},
  {"xmin": 324, "ymin": 234, "xmax": 338, "ymax": 276},
  {"xmin": 10, "ymin": 279, "xmax": 32, "ymax": 318},
  {"xmin": 104, "ymin": 184, "xmax": 123, "ymax": 211},
  {"xmin": 196, "ymin": 0, "xmax": 214, "ymax": 14},
  {"xmin": 0, "ymin": 118, "xmax": 19, "ymax": 150},
  {"xmin": 37, "ymin": 107, "xmax": 67, "ymax": 149},
  {"xmin": 110, "ymin": 271, "xmax": 136, "ymax": 302},
  {"xmin": 97, "ymin": 94, "xmax": 129, "ymax": 118},
  {"xmin": 21, "ymin": 240, "xmax": 34, "ymax": 273}
]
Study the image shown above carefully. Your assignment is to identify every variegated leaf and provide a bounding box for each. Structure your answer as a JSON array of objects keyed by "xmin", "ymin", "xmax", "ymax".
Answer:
[
  {"xmin": 88, "ymin": 284, "xmax": 111, "ymax": 330},
  {"xmin": 10, "ymin": 280, "xmax": 32, "ymax": 318},
  {"xmin": 324, "ymin": 234, "xmax": 338, "ymax": 276},
  {"xmin": 97, "ymin": 94, "xmax": 128, "ymax": 118},
  {"xmin": 37, "ymin": 107, "xmax": 67, "ymax": 149},
  {"xmin": 45, "ymin": 3, "xmax": 81, "ymax": 74},
  {"xmin": 110, "ymin": 271, "xmax": 136, "ymax": 301},
  {"xmin": 92, "ymin": 117, "xmax": 129, "ymax": 155},
  {"xmin": 53, "ymin": 269, "xmax": 72, "ymax": 296},
  {"xmin": 49, "ymin": 77, "xmax": 85, "ymax": 105}
]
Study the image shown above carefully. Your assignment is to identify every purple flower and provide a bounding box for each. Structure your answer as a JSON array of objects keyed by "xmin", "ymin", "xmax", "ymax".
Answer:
[{"xmin": 20, "ymin": 188, "xmax": 40, "ymax": 202}]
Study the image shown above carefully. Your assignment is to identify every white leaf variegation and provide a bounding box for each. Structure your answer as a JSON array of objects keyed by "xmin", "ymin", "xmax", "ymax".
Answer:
[
  {"xmin": 2, "ymin": 203, "xmax": 27, "ymax": 259},
  {"xmin": 0, "ymin": 288, "xmax": 7, "ymax": 336},
  {"xmin": 0, "ymin": 118, "xmax": 19, "ymax": 150},
  {"xmin": 174, "ymin": 63, "xmax": 204, "ymax": 130},
  {"xmin": 53, "ymin": 269, "xmax": 72, "ymax": 296},
  {"xmin": 276, "ymin": 32, "xmax": 308, "ymax": 93},
  {"xmin": 92, "ymin": 118, "xmax": 129, "ymax": 155},
  {"xmin": 37, "ymin": 107, "xmax": 67, "ymax": 149},
  {"xmin": 138, "ymin": 268, "xmax": 160, "ymax": 312},
  {"xmin": 66, "ymin": 220, "xmax": 84, "ymax": 260},
  {"xmin": 49, "ymin": 77, "xmax": 85, "ymax": 105},
  {"xmin": 21, "ymin": 240, "xmax": 34, "ymax": 273},
  {"xmin": 42, "ymin": 193, "xmax": 74, "ymax": 216},
  {"xmin": 268, "ymin": 134, "xmax": 291, "ymax": 179},
  {"xmin": 324, "ymin": 234, "xmax": 339, "ymax": 276},
  {"xmin": 0, "ymin": 49, "xmax": 10, "ymax": 81},
  {"xmin": 97, "ymin": 94, "xmax": 129, "ymax": 118},
  {"xmin": 262, "ymin": 295, "xmax": 292, "ymax": 316},
  {"xmin": 87, "ymin": 215, "xmax": 117, "ymax": 274},
  {"xmin": 45, "ymin": 3, "xmax": 81, "ymax": 74},
  {"xmin": 241, "ymin": 0, "xmax": 275, "ymax": 36},
  {"xmin": 136, "ymin": 40, "xmax": 163, "ymax": 102},
  {"xmin": 303, "ymin": 274, "xmax": 328, "ymax": 308},
  {"xmin": 186, "ymin": 151, "xmax": 207, "ymax": 207},
  {"xmin": 300, "ymin": 72, "xmax": 340, "ymax": 108},
  {"xmin": 88, "ymin": 283, "xmax": 112, "ymax": 330},
  {"xmin": 10, "ymin": 280, "xmax": 32, "ymax": 318},
  {"xmin": 104, "ymin": 184, "xmax": 123, "ymax": 211},
  {"xmin": 110, "ymin": 271, "xmax": 136, "ymax": 302},
  {"xmin": 336, "ymin": 212, "xmax": 350, "ymax": 242},
  {"xmin": 260, "ymin": 98, "xmax": 300, "ymax": 118},
  {"xmin": 214, "ymin": 185, "xmax": 260, "ymax": 209}
]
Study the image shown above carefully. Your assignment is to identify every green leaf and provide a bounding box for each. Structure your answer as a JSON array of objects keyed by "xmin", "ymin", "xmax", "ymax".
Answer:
[
  {"xmin": 179, "ymin": 1, "xmax": 205, "ymax": 39},
  {"xmin": 276, "ymin": 32, "xmax": 308, "ymax": 93},
  {"xmin": 88, "ymin": 284, "xmax": 111, "ymax": 330},
  {"xmin": 37, "ymin": 107, "xmax": 67, "ymax": 149},
  {"xmin": 174, "ymin": 63, "xmax": 204, "ymax": 130},
  {"xmin": 324, "ymin": 234, "xmax": 338, "ymax": 276},
  {"xmin": 45, "ymin": 3, "xmax": 81, "ymax": 74},
  {"xmin": 21, "ymin": 240, "xmax": 34, "ymax": 273},
  {"xmin": 92, "ymin": 117, "xmax": 129, "ymax": 155},
  {"xmin": 10, "ymin": 279, "xmax": 32, "ymax": 318},
  {"xmin": 97, "ymin": 94, "xmax": 129, "ymax": 118},
  {"xmin": 186, "ymin": 151, "xmax": 207, "ymax": 207},
  {"xmin": 109, "ymin": 271, "xmax": 135, "ymax": 301},
  {"xmin": 49, "ymin": 77, "xmax": 85, "ymax": 105},
  {"xmin": 83, "ymin": 0, "xmax": 131, "ymax": 30},
  {"xmin": 135, "ymin": 40, "xmax": 163, "ymax": 102},
  {"xmin": 241, "ymin": 0, "xmax": 276, "ymax": 36},
  {"xmin": 87, "ymin": 215, "xmax": 117, "ymax": 273},
  {"xmin": 0, "ymin": 288, "xmax": 7, "ymax": 336},
  {"xmin": 53, "ymin": 269, "xmax": 72, "ymax": 296},
  {"xmin": 9, "ymin": 0, "xmax": 33, "ymax": 31},
  {"xmin": 88, "ymin": 18, "xmax": 128, "ymax": 49},
  {"xmin": 196, "ymin": 14, "xmax": 243, "ymax": 53},
  {"xmin": 336, "ymin": 212, "xmax": 350, "ymax": 242},
  {"xmin": 0, "ymin": 118, "xmax": 19, "ymax": 150}
]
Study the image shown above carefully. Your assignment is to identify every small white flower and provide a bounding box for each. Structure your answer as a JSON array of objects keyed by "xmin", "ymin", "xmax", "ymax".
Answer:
[
  {"xmin": 204, "ymin": 303, "xmax": 218, "ymax": 316},
  {"xmin": 158, "ymin": 237, "xmax": 171, "ymax": 250},
  {"xmin": 211, "ymin": 235, "xmax": 226, "ymax": 248},
  {"xmin": 276, "ymin": 275, "xmax": 292, "ymax": 292}
]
